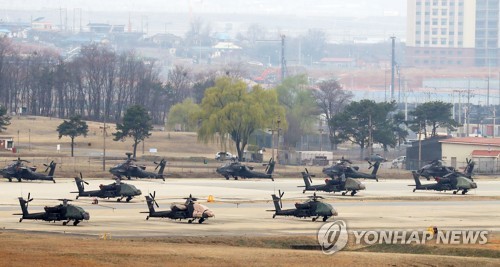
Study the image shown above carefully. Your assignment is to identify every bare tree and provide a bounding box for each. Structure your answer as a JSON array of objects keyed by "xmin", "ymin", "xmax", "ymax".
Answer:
[
  {"xmin": 166, "ymin": 65, "xmax": 191, "ymax": 105},
  {"xmin": 313, "ymin": 79, "xmax": 353, "ymax": 150}
]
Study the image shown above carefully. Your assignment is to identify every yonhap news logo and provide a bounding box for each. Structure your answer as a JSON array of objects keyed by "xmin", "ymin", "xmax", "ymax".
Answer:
[
  {"xmin": 318, "ymin": 220, "xmax": 489, "ymax": 255},
  {"xmin": 317, "ymin": 220, "xmax": 348, "ymax": 255}
]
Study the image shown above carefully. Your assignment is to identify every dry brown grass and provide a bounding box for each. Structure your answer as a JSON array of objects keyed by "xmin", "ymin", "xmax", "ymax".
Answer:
[
  {"xmin": 0, "ymin": 232, "xmax": 498, "ymax": 267},
  {"xmin": 0, "ymin": 115, "xmax": 486, "ymax": 180},
  {"xmin": 0, "ymin": 116, "xmax": 337, "ymax": 178}
]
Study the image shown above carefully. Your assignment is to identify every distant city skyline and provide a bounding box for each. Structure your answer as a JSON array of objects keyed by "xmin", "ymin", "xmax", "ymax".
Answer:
[
  {"xmin": 0, "ymin": 1, "xmax": 407, "ymax": 41},
  {"xmin": 0, "ymin": 0, "xmax": 406, "ymax": 17}
]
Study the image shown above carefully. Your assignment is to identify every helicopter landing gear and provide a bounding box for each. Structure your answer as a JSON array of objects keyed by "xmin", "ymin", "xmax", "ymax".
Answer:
[
  {"xmin": 188, "ymin": 219, "xmax": 193, "ymax": 224},
  {"xmin": 341, "ymin": 192, "xmax": 347, "ymax": 196},
  {"xmin": 323, "ymin": 216, "xmax": 328, "ymax": 222},
  {"xmin": 351, "ymin": 190, "xmax": 357, "ymax": 196},
  {"xmin": 198, "ymin": 218, "xmax": 205, "ymax": 224},
  {"xmin": 312, "ymin": 216, "xmax": 319, "ymax": 222},
  {"xmin": 272, "ymin": 214, "xmax": 276, "ymax": 219},
  {"xmin": 462, "ymin": 190, "xmax": 468, "ymax": 195},
  {"xmin": 19, "ymin": 218, "xmax": 23, "ymax": 223},
  {"xmin": 413, "ymin": 188, "xmax": 416, "ymax": 192},
  {"xmin": 303, "ymin": 190, "xmax": 306, "ymax": 194},
  {"xmin": 75, "ymin": 196, "xmax": 79, "ymax": 199},
  {"xmin": 453, "ymin": 191, "xmax": 457, "ymax": 194},
  {"xmin": 126, "ymin": 196, "xmax": 132, "ymax": 202},
  {"xmin": 117, "ymin": 197, "xmax": 123, "ymax": 202},
  {"xmin": 73, "ymin": 220, "xmax": 80, "ymax": 226},
  {"xmin": 63, "ymin": 221, "xmax": 69, "ymax": 226},
  {"xmin": 53, "ymin": 180, "xmax": 56, "ymax": 183}
]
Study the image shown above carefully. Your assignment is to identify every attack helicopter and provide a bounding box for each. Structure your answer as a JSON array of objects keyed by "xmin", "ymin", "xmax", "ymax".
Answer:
[
  {"xmin": 109, "ymin": 153, "xmax": 167, "ymax": 180},
  {"xmin": 0, "ymin": 158, "xmax": 56, "ymax": 183},
  {"xmin": 299, "ymin": 168, "xmax": 366, "ymax": 196},
  {"xmin": 414, "ymin": 159, "xmax": 474, "ymax": 181},
  {"xmin": 142, "ymin": 192, "xmax": 215, "ymax": 223},
  {"xmin": 410, "ymin": 167, "xmax": 477, "ymax": 195},
  {"xmin": 72, "ymin": 174, "xmax": 142, "ymax": 202},
  {"xmin": 322, "ymin": 158, "xmax": 381, "ymax": 182},
  {"xmin": 269, "ymin": 190, "xmax": 338, "ymax": 222},
  {"xmin": 216, "ymin": 158, "xmax": 275, "ymax": 180},
  {"xmin": 14, "ymin": 193, "xmax": 90, "ymax": 226}
]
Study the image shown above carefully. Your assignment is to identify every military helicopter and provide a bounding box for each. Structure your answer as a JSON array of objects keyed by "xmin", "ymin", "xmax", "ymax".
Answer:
[
  {"xmin": 269, "ymin": 190, "xmax": 338, "ymax": 222},
  {"xmin": 322, "ymin": 158, "xmax": 381, "ymax": 182},
  {"xmin": 216, "ymin": 158, "xmax": 275, "ymax": 180},
  {"xmin": 414, "ymin": 159, "xmax": 475, "ymax": 181},
  {"xmin": 0, "ymin": 158, "xmax": 57, "ymax": 183},
  {"xmin": 14, "ymin": 193, "xmax": 90, "ymax": 226},
  {"xmin": 142, "ymin": 192, "xmax": 215, "ymax": 223},
  {"xmin": 109, "ymin": 153, "xmax": 167, "ymax": 181},
  {"xmin": 299, "ymin": 168, "xmax": 366, "ymax": 196},
  {"xmin": 72, "ymin": 174, "xmax": 142, "ymax": 202},
  {"xmin": 410, "ymin": 166, "xmax": 477, "ymax": 195}
]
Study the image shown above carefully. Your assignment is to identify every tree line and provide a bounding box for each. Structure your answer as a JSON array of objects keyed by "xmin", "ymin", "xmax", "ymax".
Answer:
[
  {"xmin": 169, "ymin": 75, "xmax": 459, "ymax": 160},
  {"xmin": 0, "ymin": 38, "xmax": 218, "ymax": 125}
]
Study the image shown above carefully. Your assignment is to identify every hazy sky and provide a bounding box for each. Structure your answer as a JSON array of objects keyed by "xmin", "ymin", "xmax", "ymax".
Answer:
[
  {"xmin": 0, "ymin": 0, "xmax": 406, "ymax": 40},
  {"xmin": 0, "ymin": 0, "xmax": 406, "ymax": 17}
]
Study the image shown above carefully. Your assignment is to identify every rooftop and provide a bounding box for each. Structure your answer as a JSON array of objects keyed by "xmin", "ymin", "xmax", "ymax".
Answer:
[
  {"xmin": 440, "ymin": 137, "xmax": 500, "ymax": 146},
  {"xmin": 471, "ymin": 150, "xmax": 500, "ymax": 157}
]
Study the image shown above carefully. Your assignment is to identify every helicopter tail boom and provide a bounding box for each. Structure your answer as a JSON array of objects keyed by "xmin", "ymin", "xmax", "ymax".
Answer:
[
  {"xmin": 47, "ymin": 161, "xmax": 57, "ymax": 177},
  {"xmin": 271, "ymin": 194, "xmax": 281, "ymax": 212},
  {"xmin": 18, "ymin": 197, "xmax": 29, "ymax": 217},
  {"xmin": 74, "ymin": 177, "xmax": 85, "ymax": 194},
  {"xmin": 412, "ymin": 171, "xmax": 422, "ymax": 187}
]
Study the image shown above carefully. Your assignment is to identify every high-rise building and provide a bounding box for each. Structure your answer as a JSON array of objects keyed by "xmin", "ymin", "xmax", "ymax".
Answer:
[{"xmin": 406, "ymin": 0, "xmax": 499, "ymax": 67}]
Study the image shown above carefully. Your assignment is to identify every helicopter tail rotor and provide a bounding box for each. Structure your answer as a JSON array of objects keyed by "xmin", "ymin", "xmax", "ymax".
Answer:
[
  {"xmin": 149, "ymin": 191, "xmax": 159, "ymax": 208},
  {"xmin": 278, "ymin": 190, "xmax": 284, "ymax": 208},
  {"xmin": 27, "ymin": 193, "xmax": 33, "ymax": 208},
  {"xmin": 79, "ymin": 172, "xmax": 88, "ymax": 184}
]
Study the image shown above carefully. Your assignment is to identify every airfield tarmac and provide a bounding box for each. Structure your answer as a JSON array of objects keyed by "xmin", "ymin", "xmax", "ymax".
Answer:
[{"xmin": 0, "ymin": 178, "xmax": 499, "ymax": 237}]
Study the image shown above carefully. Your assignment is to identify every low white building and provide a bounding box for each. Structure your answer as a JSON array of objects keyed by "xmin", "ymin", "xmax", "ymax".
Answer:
[
  {"xmin": 0, "ymin": 136, "xmax": 14, "ymax": 151},
  {"xmin": 440, "ymin": 137, "xmax": 500, "ymax": 173}
]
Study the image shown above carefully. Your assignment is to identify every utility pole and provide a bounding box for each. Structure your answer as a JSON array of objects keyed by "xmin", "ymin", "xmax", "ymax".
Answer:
[
  {"xmin": 466, "ymin": 79, "xmax": 472, "ymax": 136},
  {"xmin": 256, "ymin": 36, "xmax": 286, "ymax": 83},
  {"xmin": 269, "ymin": 119, "xmax": 276, "ymax": 160},
  {"xmin": 390, "ymin": 36, "xmax": 396, "ymax": 101},
  {"xmin": 276, "ymin": 116, "xmax": 281, "ymax": 164},
  {"xmin": 368, "ymin": 114, "xmax": 373, "ymax": 158},
  {"xmin": 418, "ymin": 121, "xmax": 422, "ymax": 169},
  {"xmin": 318, "ymin": 117, "xmax": 324, "ymax": 151},
  {"xmin": 487, "ymin": 76, "xmax": 490, "ymax": 106},
  {"xmin": 280, "ymin": 34, "xmax": 286, "ymax": 82},
  {"xmin": 100, "ymin": 99, "xmax": 109, "ymax": 171},
  {"xmin": 453, "ymin": 89, "xmax": 466, "ymax": 136}
]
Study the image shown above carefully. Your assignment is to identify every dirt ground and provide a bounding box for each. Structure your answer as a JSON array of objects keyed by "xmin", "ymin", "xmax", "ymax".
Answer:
[{"xmin": 0, "ymin": 232, "xmax": 498, "ymax": 267}]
